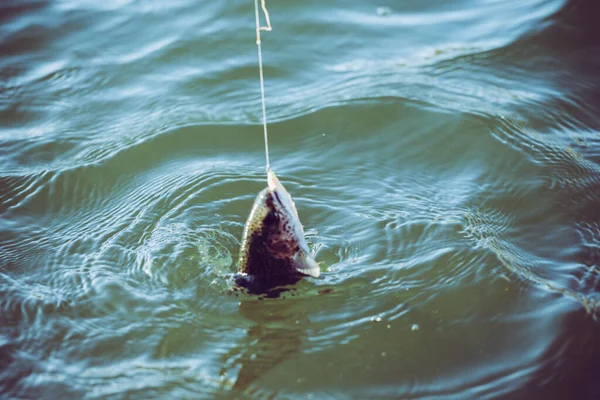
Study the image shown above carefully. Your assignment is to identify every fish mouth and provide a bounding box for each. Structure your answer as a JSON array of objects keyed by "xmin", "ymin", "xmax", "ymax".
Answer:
[
  {"xmin": 267, "ymin": 169, "xmax": 282, "ymax": 192},
  {"xmin": 266, "ymin": 169, "xmax": 300, "ymax": 220}
]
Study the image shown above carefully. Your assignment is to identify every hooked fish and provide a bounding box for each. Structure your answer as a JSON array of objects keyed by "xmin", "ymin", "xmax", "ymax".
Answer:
[{"xmin": 235, "ymin": 170, "xmax": 319, "ymax": 295}]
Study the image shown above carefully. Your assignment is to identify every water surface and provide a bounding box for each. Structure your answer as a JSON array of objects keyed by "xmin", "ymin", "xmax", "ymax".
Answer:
[{"xmin": 2, "ymin": 0, "xmax": 600, "ymax": 398}]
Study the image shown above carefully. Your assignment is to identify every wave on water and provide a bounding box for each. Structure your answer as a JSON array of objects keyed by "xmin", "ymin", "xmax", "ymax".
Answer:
[{"xmin": 2, "ymin": 0, "xmax": 600, "ymax": 398}]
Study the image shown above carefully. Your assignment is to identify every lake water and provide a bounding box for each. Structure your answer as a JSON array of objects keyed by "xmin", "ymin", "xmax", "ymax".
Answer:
[{"xmin": 1, "ymin": 0, "xmax": 600, "ymax": 398}]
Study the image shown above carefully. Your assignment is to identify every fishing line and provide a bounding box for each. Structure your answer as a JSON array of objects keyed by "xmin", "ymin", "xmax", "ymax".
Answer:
[{"xmin": 254, "ymin": 0, "xmax": 272, "ymax": 173}]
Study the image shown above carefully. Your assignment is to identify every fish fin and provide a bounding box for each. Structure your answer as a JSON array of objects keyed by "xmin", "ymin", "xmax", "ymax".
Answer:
[{"xmin": 293, "ymin": 253, "xmax": 320, "ymax": 278}]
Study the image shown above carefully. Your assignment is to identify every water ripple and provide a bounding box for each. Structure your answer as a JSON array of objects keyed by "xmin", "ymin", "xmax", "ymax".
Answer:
[{"xmin": 3, "ymin": 0, "xmax": 600, "ymax": 397}]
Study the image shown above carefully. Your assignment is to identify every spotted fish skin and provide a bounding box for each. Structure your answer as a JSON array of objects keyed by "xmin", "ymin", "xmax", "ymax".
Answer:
[{"xmin": 236, "ymin": 170, "xmax": 319, "ymax": 294}]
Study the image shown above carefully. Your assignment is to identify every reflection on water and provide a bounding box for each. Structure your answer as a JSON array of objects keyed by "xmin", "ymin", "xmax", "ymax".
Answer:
[
  {"xmin": 1, "ymin": 0, "xmax": 600, "ymax": 398},
  {"xmin": 220, "ymin": 300, "xmax": 306, "ymax": 394}
]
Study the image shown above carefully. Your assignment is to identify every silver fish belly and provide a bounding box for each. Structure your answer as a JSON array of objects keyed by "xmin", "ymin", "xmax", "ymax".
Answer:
[{"xmin": 236, "ymin": 170, "xmax": 319, "ymax": 294}]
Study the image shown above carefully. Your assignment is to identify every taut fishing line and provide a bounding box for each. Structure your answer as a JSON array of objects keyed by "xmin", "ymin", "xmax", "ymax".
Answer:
[{"xmin": 253, "ymin": 0, "xmax": 272, "ymax": 173}]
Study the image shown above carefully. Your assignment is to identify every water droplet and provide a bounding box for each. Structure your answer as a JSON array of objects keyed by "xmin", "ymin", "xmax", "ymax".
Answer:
[{"xmin": 376, "ymin": 7, "xmax": 392, "ymax": 16}]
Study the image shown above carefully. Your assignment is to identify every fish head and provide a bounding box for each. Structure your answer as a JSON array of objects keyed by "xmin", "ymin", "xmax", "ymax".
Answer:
[{"xmin": 238, "ymin": 170, "xmax": 320, "ymax": 279}]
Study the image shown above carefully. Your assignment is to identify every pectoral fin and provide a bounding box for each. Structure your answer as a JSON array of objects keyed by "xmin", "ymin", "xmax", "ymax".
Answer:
[{"xmin": 293, "ymin": 253, "xmax": 320, "ymax": 278}]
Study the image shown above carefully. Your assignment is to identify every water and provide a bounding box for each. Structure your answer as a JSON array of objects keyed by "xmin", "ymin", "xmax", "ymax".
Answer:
[{"xmin": 1, "ymin": 0, "xmax": 600, "ymax": 398}]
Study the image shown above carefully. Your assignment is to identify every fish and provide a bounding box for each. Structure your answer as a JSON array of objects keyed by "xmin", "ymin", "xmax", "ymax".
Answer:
[{"xmin": 235, "ymin": 170, "xmax": 320, "ymax": 296}]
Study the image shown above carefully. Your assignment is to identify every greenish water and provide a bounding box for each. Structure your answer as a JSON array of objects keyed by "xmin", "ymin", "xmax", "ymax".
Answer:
[{"xmin": 2, "ymin": 0, "xmax": 600, "ymax": 398}]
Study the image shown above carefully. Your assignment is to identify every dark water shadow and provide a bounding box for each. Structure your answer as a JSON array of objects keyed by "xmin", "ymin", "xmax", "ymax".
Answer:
[
  {"xmin": 220, "ymin": 298, "xmax": 307, "ymax": 396},
  {"xmin": 506, "ymin": 307, "xmax": 600, "ymax": 400},
  {"xmin": 0, "ymin": 0, "xmax": 48, "ymax": 25}
]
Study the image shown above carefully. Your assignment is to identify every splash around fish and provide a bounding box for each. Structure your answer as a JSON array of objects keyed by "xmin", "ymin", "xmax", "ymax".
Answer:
[{"xmin": 234, "ymin": 170, "xmax": 320, "ymax": 296}]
